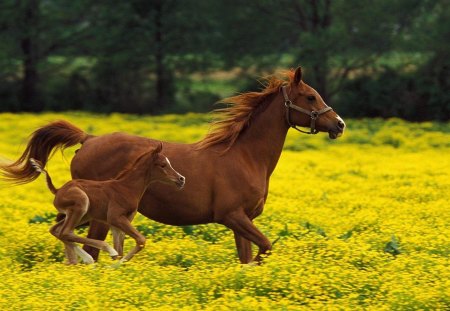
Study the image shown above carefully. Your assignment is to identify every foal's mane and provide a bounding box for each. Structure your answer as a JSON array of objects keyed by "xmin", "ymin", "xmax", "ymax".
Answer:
[
  {"xmin": 114, "ymin": 150, "xmax": 149, "ymax": 180},
  {"xmin": 196, "ymin": 70, "xmax": 295, "ymax": 152},
  {"xmin": 114, "ymin": 142, "xmax": 162, "ymax": 180}
]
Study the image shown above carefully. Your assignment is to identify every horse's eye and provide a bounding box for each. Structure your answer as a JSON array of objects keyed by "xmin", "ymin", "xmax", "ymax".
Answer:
[
  {"xmin": 307, "ymin": 95, "xmax": 315, "ymax": 101},
  {"xmin": 161, "ymin": 163, "xmax": 166, "ymax": 168}
]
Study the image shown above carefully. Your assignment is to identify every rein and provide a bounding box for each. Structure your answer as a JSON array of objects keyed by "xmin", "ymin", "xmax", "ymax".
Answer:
[{"xmin": 282, "ymin": 85, "xmax": 333, "ymax": 134}]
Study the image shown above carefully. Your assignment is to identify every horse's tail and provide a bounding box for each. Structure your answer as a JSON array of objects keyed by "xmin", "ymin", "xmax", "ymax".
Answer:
[
  {"xmin": 0, "ymin": 120, "xmax": 90, "ymax": 185},
  {"xmin": 29, "ymin": 158, "xmax": 57, "ymax": 194}
]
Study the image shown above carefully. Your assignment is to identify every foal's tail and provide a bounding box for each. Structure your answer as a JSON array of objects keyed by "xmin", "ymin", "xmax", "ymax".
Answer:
[
  {"xmin": 29, "ymin": 159, "xmax": 57, "ymax": 194},
  {"xmin": 0, "ymin": 120, "xmax": 90, "ymax": 185}
]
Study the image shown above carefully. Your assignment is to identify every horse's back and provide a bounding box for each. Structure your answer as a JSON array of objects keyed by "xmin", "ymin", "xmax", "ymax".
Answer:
[{"xmin": 72, "ymin": 133, "xmax": 154, "ymax": 180}]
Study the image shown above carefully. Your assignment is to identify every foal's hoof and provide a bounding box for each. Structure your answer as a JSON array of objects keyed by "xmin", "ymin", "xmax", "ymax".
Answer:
[
  {"xmin": 82, "ymin": 257, "xmax": 95, "ymax": 265},
  {"xmin": 111, "ymin": 255, "xmax": 123, "ymax": 261}
]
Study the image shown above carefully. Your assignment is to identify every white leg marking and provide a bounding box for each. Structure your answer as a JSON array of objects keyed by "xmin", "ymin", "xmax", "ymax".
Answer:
[
  {"xmin": 74, "ymin": 246, "xmax": 95, "ymax": 264},
  {"xmin": 106, "ymin": 245, "xmax": 119, "ymax": 257}
]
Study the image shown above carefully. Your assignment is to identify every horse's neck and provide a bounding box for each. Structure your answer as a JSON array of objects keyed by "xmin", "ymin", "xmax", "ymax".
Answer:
[
  {"xmin": 234, "ymin": 92, "xmax": 289, "ymax": 176},
  {"xmin": 116, "ymin": 167, "xmax": 149, "ymax": 196}
]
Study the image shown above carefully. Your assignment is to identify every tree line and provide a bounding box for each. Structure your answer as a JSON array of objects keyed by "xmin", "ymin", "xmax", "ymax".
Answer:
[{"xmin": 0, "ymin": 0, "xmax": 448, "ymax": 120}]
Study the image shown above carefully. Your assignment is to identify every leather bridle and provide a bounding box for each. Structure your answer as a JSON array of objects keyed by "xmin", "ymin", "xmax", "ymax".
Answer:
[{"xmin": 282, "ymin": 85, "xmax": 333, "ymax": 134}]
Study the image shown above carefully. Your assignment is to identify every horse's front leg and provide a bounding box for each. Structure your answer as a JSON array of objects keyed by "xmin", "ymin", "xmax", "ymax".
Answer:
[
  {"xmin": 233, "ymin": 233, "xmax": 253, "ymax": 264},
  {"xmin": 222, "ymin": 210, "xmax": 271, "ymax": 264},
  {"xmin": 109, "ymin": 215, "xmax": 146, "ymax": 263},
  {"xmin": 111, "ymin": 226, "xmax": 125, "ymax": 259}
]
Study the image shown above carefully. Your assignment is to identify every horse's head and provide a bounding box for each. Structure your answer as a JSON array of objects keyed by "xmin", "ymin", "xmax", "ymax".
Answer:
[
  {"xmin": 147, "ymin": 143, "xmax": 185, "ymax": 189},
  {"xmin": 283, "ymin": 67, "xmax": 345, "ymax": 139}
]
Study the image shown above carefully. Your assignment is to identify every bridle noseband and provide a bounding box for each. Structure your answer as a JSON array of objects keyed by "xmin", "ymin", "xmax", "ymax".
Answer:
[{"xmin": 282, "ymin": 85, "xmax": 333, "ymax": 134}]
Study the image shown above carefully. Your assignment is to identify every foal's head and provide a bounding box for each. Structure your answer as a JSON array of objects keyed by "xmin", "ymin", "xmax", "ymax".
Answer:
[
  {"xmin": 284, "ymin": 67, "xmax": 346, "ymax": 139},
  {"xmin": 138, "ymin": 143, "xmax": 185, "ymax": 189}
]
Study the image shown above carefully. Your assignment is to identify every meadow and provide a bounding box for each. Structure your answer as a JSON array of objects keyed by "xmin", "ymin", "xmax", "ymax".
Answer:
[{"xmin": 0, "ymin": 112, "xmax": 449, "ymax": 310}]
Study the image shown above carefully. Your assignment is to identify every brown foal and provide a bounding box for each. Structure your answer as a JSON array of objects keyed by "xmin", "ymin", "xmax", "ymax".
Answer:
[{"xmin": 29, "ymin": 143, "xmax": 185, "ymax": 264}]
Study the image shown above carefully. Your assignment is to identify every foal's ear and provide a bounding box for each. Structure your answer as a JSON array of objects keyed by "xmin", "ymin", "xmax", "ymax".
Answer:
[
  {"xmin": 151, "ymin": 142, "xmax": 163, "ymax": 156},
  {"xmin": 293, "ymin": 66, "xmax": 302, "ymax": 85}
]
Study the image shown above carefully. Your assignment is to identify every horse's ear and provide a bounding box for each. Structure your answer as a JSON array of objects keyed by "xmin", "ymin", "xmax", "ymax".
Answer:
[
  {"xmin": 293, "ymin": 66, "xmax": 302, "ymax": 85},
  {"xmin": 152, "ymin": 142, "xmax": 163, "ymax": 156}
]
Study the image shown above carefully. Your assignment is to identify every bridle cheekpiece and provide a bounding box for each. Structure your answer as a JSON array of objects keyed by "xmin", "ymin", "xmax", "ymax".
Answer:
[{"xmin": 282, "ymin": 85, "xmax": 333, "ymax": 134}]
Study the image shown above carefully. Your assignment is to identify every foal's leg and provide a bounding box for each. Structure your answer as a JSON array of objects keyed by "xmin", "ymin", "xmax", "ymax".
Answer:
[
  {"xmin": 82, "ymin": 220, "xmax": 110, "ymax": 261},
  {"xmin": 63, "ymin": 243, "xmax": 79, "ymax": 264},
  {"xmin": 56, "ymin": 210, "xmax": 95, "ymax": 264},
  {"xmin": 57, "ymin": 188, "xmax": 118, "ymax": 261},
  {"xmin": 59, "ymin": 212, "xmax": 118, "ymax": 260},
  {"xmin": 111, "ymin": 226, "xmax": 125, "ymax": 258},
  {"xmin": 221, "ymin": 210, "xmax": 272, "ymax": 263},
  {"xmin": 50, "ymin": 220, "xmax": 78, "ymax": 264},
  {"xmin": 109, "ymin": 216, "xmax": 146, "ymax": 262}
]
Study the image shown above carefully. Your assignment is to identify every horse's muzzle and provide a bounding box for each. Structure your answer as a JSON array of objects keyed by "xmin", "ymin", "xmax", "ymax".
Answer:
[
  {"xmin": 328, "ymin": 118, "xmax": 345, "ymax": 139},
  {"xmin": 328, "ymin": 131, "xmax": 342, "ymax": 139},
  {"xmin": 175, "ymin": 175, "xmax": 186, "ymax": 189}
]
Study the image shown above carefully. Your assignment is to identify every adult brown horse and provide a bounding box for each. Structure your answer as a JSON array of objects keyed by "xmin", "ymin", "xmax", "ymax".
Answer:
[{"xmin": 1, "ymin": 67, "xmax": 345, "ymax": 264}]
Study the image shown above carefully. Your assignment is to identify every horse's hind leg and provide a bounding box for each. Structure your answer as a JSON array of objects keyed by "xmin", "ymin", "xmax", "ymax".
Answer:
[
  {"xmin": 63, "ymin": 242, "xmax": 78, "ymax": 264},
  {"xmin": 73, "ymin": 245, "xmax": 96, "ymax": 263},
  {"xmin": 221, "ymin": 210, "xmax": 272, "ymax": 263},
  {"xmin": 57, "ymin": 188, "xmax": 118, "ymax": 262},
  {"xmin": 50, "ymin": 219, "xmax": 78, "ymax": 264},
  {"xmin": 56, "ymin": 211, "xmax": 94, "ymax": 264},
  {"xmin": 60, "ymin": 211, "xmax": 118, "ymax": 261},
  {"xmin": 82, "ymin": 220, "xmax": 110, "ymax": 261}
]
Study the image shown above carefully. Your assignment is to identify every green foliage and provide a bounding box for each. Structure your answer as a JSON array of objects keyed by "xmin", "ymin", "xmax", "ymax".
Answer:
[
  {"xmin": 303, "ymin": 222, "xmax": 327, "ymax": 238},
  {"xmin": 384, "ymin": 235, "xmax": 402, "ymax": 257},
  {"xmin": 0, "ymin": 0, "xmax": 448, "ymax": 118},
  {"xmin": 29, "ymin": 212, "xmax": 57, "ymax": 224},
  {"xmin": 335, "ymin": 59, "xmax": 450, "ymax": 121}
]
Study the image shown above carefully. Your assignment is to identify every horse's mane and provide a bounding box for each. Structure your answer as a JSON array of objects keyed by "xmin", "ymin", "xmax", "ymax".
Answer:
[{"xmin": 196, "ymin": 70, "xmax": 295, "ymax": 152}]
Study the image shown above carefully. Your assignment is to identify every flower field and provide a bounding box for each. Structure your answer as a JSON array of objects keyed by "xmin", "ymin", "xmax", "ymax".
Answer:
[{"xmin": 0, "ymin": 112, "xmax": 449, "ymax": 310}]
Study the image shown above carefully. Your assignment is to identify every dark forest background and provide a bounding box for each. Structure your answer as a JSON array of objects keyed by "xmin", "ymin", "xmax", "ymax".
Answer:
[{"xmin": 0, "ymin": 0, "xmax": 448, "ymax": 120}]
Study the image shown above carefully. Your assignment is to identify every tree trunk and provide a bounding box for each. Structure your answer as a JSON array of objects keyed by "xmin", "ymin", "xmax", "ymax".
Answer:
[
  {"xmin": 313, "ymin": 62, "xmax": 329, "ymax": 104},
  {"xmin": 20, "ymin": 0, "xmax": 42, "ymax": 111},
  {"xmin": 309, "ymin": 0, "xmax": 331, "ymax": 104},
  {"xmin": 153, "ymin": 0, "xmax": 173, "ymax": 114},
  {"xmin": 21, "ymin": 37, "xmax": 40, "ymax": 111}
]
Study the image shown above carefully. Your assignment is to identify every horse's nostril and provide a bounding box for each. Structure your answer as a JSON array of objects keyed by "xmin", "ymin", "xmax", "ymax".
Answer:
[
  {"xmin": 179, "ymin": 176, "xmax": 185, "ymax": 182},
  {"xmin": 337, "ymin": 120, "xmax": 345, "ymax": 130}
]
